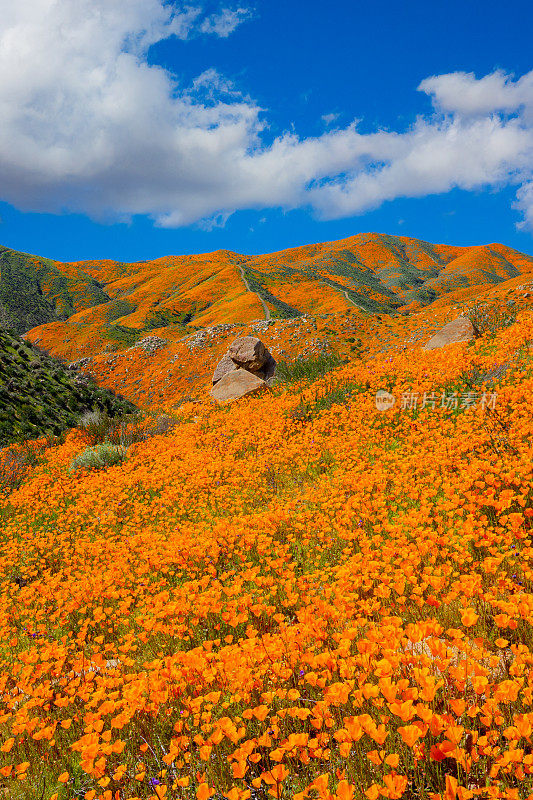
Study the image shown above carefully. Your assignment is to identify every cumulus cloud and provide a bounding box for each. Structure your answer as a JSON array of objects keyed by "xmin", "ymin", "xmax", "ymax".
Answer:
[
  {"xmin": 1, "ymin": 1, "xmax": 533, "ymax": 230},
  {"xmin": 419, "ymin": 69, "xmax": 533, "ymax": 118}
]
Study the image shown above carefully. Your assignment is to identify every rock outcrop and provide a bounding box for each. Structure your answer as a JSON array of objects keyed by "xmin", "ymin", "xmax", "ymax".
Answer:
[
  {"xmin": 423, "ymin": 317, "xmax": 476, "ymax": 351},
  {"xmin": 210, "ymin": 370, "xmax": 269, "ymax": 403},
  {"xmin": 212, "ymin": 352, "xmax": 240, "ymax": 384},
  {"xmin": 212, "ymin": 336, "xmax": 276, "ymax": 385}
]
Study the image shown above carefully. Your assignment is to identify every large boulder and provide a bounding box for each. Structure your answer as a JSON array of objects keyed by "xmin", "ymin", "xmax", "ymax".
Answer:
[
  {"xmin": 227, "ymin": 336, "xmax": 268, "ymax": 371},
  {"xmin": 212, "ymin": 336, "xmax": 277, "ymax": 385},
  {"xmin": 423, "ymin": 316, "xmax": 476, "ymax": 351},
  {"xmin": 210, "ymin": 370, "xmax": 269, "ymax": 403}
]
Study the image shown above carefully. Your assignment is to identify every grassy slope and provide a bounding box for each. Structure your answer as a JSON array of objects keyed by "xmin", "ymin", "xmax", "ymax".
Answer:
[
  {"xmin": 0, "ymin": 329, "xmax": 135, "ymax": 445},
  {"xmin": 0, "ymin": 300, "xmax": 533, "ymax": 798},
  {"xmin": 0, "ymin": 246, "xmax": 110, "ymax": 335}
]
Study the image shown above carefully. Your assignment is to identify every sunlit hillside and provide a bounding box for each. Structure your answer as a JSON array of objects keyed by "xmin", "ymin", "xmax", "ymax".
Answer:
[
  {"xmin": 22, "ymin": 274, "xmax": 533, "ymax": 408},
  {"xmin": 15, "ymin": 234, "xmax": 533, "ymax": 367},
  {"xmin": 1, "ymin": 289, "xmax": 533, "ymax": 800}
]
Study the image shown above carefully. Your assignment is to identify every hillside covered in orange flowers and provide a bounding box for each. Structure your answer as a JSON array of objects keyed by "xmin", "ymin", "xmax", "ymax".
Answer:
[
  {"xmin": 1, "ymin": 277, "xmax": 533, "ymax": 800},
  {"xmin": 8, "ymin": 233, "xmax": 532, "ymax": 363}
]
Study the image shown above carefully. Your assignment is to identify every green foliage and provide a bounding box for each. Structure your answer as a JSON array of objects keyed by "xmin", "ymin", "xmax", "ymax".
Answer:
[
  {"xmin": 144, "ymin": 307, "xmax": 195, "ymax": 330},
  {"xmin": 0, "ymin": 329, "xmax": 136, "ymax": 446},
  {"xmin": 104, "ymin": 323, "xmax": 141, "ymax": 349},
  {"xmin": 241, "ymin": 267, "xmax": 300, "ymax": 319},
  {"xmin": 0, "ymin": 248, "xmax": 57, "ymax": 333},
  {"xmin": 105, "ymin": 299, "xmax": 137, "ymax": 323},
  {"xmin": 275, "ymin": 351, "xmax": 344, "ymax": 384},
  {"xmin": 69, "ymin": 442, "xmax": 127, "ymax": 473},
  {"xmin": 0, "ymin": 245, "xmax": 110, "ymax": 334}
]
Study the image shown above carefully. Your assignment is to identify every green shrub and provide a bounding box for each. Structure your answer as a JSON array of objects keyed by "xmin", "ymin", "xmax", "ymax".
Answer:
[
  {"xmin": 78, "ymin": 409, "xmax": 145, "ymax": 447},
  {"xmin": 275, "ymin": 352, "xmax": 344, "ymax": 384},
  {"xmin": 69, "ymin": 442, "xmax": 127, "ymax": 473}
]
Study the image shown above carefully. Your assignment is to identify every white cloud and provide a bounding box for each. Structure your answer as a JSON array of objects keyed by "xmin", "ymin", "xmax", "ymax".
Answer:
[
  {"xmin": 515, "ymin": 182, "xmax": 533, "ymax": 230},
  {"xmin": 191, "ymin": 68, "xmax": 243, "ymax": 100},
  {"xmin": 0, "ymin": 2, "xmax": 533, "ymax": 232},
  {"xmin": 200, "ymin": 7, "xmax": 253, "ymax": 37},
  {"xmin": 322, "ymin": 112, "xmax": 340, "ymax": 127},
  {"xmin": 419, "ymin": 69, "xmax": 533, "ymax": 118}
]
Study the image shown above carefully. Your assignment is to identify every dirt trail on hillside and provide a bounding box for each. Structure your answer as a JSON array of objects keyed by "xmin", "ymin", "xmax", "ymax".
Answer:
[
  {"xmin": 342, "ymin": 288, "xmax": 365, "ymax": 311},
  {"xmin": 238, "ymin": 265, "xmax": 271, "ymax": 320},
  {"xmin": 327, "ymin": 283, "xmax": 367, "ymax": 313}
]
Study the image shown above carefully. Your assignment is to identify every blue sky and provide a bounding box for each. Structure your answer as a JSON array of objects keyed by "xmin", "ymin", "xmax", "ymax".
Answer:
[{"xmin": 1, "ymin": 0, "xmax": 533, "ymax": 262}]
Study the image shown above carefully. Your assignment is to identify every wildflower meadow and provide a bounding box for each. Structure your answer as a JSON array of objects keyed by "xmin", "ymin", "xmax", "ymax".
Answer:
[{"xmin": 0, "ymin": 310, "xmax": 533, "ymax": 800}]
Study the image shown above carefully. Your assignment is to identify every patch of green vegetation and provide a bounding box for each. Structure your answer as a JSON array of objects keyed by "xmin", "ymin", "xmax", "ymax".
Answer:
[
  {"xmin": 275, "ymin": 352, "xmax": 345, "ymax": 384},
  {"xmin": 0, "ymin": 248, "xmax": 58, "ymax": 333},
  {"xmin": 105, "ymin": 299, "xmax": 137, "ymax": 323},
  {"xmin": 241, "ymin": 266, "xmax": 301, "ymax": 318},
  {"xmin": 104, "ymin": 324, "xmax": 142, "ymax": 349},
  {"xmin": 144, "ymin": 306, "xmax": 196, "ymax": 330},
  {"xmin": 0, "ymin": 245, "xmax": 110, "ymax": 334},
  {"xmin": 69, "ymin": 442, "xmax": 127, "ymax": 473},
  {"xmin": 0, "ymin": 329, "xmax": 135, "ymax": 446}
]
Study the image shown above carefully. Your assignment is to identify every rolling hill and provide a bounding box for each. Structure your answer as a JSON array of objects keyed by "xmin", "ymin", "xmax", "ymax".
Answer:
[
  {"xmin": 0, "ymin": 233, "xmax": 530, "ymax": 364},
  {"xmin": 0, "ymin": 232, "xmax": 530, "ymax": 407},
  {"xmin": 0, "ymin": 275, "xmax": 532, "ymax": 799}
]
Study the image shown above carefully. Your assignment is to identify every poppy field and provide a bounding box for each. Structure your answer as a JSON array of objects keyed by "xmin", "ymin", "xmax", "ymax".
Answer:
[{"xmin": 1, "ymin": 304, "xmax": 533, "ymax": 800}]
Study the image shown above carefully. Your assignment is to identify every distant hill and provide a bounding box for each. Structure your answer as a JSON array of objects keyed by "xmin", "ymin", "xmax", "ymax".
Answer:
[
  {"xmin": 1, "ymin": 233, "xmax": 532, "ymax": 362},
  {"xmin": 0, "ymin": 329, "xmax": 135, "ymax": 445},
  {"xmin": 0, "ymin": 245, "xmax": 110, "ymax": 334}
]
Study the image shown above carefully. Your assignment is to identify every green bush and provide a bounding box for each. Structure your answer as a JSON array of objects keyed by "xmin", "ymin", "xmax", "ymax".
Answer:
[
  {"xmin": 69, "ymin": 442, "xmax": 127, "ymax": 473},
  {"xmin": 275, "ymin": 352, "xmax": 344, "ymax": 384},
  {"xmin": 78, "ymin": 409, "xmax": 145, "ymax": 447}
]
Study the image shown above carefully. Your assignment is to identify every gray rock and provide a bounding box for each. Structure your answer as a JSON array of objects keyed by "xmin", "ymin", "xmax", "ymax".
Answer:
[
  {"xmin": 254, "ymin": 353, "xmax": 277, "ymax": 382},
  {"xmin": 423, "ymin": 316, "xmax": 476, "ymax": 351}
]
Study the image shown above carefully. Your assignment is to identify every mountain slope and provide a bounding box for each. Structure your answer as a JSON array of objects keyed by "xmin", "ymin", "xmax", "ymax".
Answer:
[
  {"xmin": 2, "ymin": 233, "xmax": 531, "ymax": 363},
  {"xmin": 0, "ymin": 329, "xmax": 135, "ymax": 444},
  {"xmin": 0, "ymin": 296, "xmax": 532, "ymax": 798},
  {"xmin": 0, "ymin": 245, "xmax": 110, "ymax": 334}
]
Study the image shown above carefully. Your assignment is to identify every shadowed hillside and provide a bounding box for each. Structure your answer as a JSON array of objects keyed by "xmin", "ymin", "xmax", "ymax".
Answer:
[
  {"xmin": 0, "ymin": 245, "xmax": 110, "ymax": 334},
  {"xmin": 0, "ymin": 328, "xmax": 135, "ymax": 445}
]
